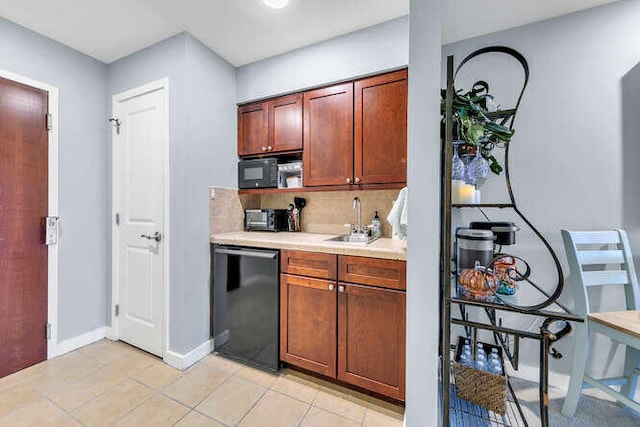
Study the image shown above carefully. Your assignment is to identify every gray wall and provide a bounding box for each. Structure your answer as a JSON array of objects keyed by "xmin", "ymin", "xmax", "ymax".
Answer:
[
  {"xmin": 443, "ymin": 0, "xmax": 640, "ymax": 379},
  {"xmin": 622, "ymin": 64, "xmax": 640, "ymax": 271},
  {"xmin": 108, "ymin": 33, "xmax": 236, "ymax": 354},
  {"xmin": 0, "ymin": 17, "xmax": 109, "ymax": 341},
  {"xmin": 236, "ymin": 9, "xmax": 441, "ymax": 425},
  {"xmin": 406, "ymin": 0, "xmax": 441, "ymax": 425},
  {"xmin": 236, "ymin": 15, "xmax": 409, "ymax": 103}
]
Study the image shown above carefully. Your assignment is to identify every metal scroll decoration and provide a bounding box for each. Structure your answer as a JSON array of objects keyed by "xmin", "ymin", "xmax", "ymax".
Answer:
[{"xmin": 453, "ymin": 46, "xmax": 565, "ymax": 312}]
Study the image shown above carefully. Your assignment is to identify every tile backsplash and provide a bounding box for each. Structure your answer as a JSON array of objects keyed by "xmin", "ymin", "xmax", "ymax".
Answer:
[
  {"xmin": 209, "ymin": 187, "xmax": 259, "ymax": 235},
  {"xmin": 260, "ymin": 189, "xmax": 401, "ymax": 237},
  {"xmin": 210, "ymin": 187, "xmax": 402, "ymax": 238}
]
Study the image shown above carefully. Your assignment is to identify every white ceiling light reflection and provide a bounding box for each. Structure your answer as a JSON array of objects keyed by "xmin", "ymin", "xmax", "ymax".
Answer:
[{"xmin": 263, "ymin": 0, "xmax": 290, "ymax": 9}]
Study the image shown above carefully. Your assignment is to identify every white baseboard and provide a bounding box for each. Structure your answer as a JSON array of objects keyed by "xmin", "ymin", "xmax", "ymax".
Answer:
[
  {"xmin": 164, "ymin": 339, "xmax": 213, "ymax": 370},
  {"xmin": 48, "ymin": 326, "xmax": 108, "ymax": 359}
]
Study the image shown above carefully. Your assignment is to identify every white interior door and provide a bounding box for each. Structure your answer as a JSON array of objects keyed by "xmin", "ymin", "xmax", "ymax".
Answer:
[{"xmin": 112, "ymin": 79, "xmax": 168, "ymax": 357}]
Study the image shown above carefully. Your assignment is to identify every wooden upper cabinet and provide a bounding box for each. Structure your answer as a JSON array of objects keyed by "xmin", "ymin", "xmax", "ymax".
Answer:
[
  {"xmin": 238, "ymin": 94, "xmax": 302, "ymax": 157},
  {"xmin": 338, "ymin": 283, "xmax": 406, "ymax": 400},
  {"xmin": 303, "ymin": 83, "xmax": 354, "ymax": 186},
  {"xmin": 268, "ymin": 94, "xmax": 302, "ymax": 153},
  {"xmin": 238, "ymin": 101, "xmax": 268, "ymax": 156},
  {"xmin": 280, "ymin": 274, "xmax": 337, "ymax": 378},
  {"xmin": 354, "ymin": 69, "xmax": 408, "ymax": 184}
]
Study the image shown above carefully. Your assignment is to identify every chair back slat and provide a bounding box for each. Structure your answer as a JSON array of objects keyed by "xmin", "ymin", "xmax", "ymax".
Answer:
[
  {"xmin": 577, "ymin": 250, "xmax": 624, "ymax": 265},
  {"xmin": 581, "ymin": 270, "xmax": 629, "ymax": 287},
  {"xmin": 570, "ymin": 231, "xmax": 621, "ymax": 245},
  {"xmin": 562, "ymin": 229, "xmax": 640, "ymax": 316}
]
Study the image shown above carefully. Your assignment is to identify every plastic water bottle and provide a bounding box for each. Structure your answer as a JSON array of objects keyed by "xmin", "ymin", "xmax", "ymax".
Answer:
[
  {"xmin": 489, "ymin": 349, "xmax": 503, "ymax": 375},
  {"xmin": 459, "ymin": 353, "xmax": 469, "ymax": 366},
  {"xmin": 462, "ymin": 340, "xmax": 472, "ymax": 365},
  {"xmin": 476, "ymin": 344, "xmax": 487, "ymax": 369}
]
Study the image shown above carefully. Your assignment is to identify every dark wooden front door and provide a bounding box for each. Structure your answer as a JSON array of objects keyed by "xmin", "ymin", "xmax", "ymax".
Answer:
[{"xmin": 0, "ymin": 76, "xmax": 49, "ymax": 378}]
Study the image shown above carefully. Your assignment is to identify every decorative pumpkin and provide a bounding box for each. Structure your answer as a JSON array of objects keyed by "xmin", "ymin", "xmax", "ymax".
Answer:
[{"xmin": 458, "ymin": 261, "xmax": 499, "ymax": 302}]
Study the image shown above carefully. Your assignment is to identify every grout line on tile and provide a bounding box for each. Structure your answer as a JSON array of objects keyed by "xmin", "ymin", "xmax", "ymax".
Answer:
[
  {"xmin": 56, "ymin": 369, "xmax": 130, "ymax": 414},
  {"xmin": 296, "ymin": 401, "xmax": 314, "ymax": 427},
  {"xmin": 41, "ymin": 394, "xmax": 87, "ymax": 426},
  {"xmin": 106, "ymin": 388, "xmax": 157, "ymax": 426},
  {"xmin": 231, "ymin": 385, "xmax": 269, "ymax": 427},
  {"xmin": 192, "ymin": 408, "xmax": 232, "ymax": 427},
  {"xmin": 269, "ymin": 386, "xmax": 317, "ymax": 408}
]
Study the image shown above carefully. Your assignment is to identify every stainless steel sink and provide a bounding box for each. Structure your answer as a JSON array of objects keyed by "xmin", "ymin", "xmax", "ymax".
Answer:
[{"xmin": 326, "ymin": 234, "xmax": 379, "ymax": 244}]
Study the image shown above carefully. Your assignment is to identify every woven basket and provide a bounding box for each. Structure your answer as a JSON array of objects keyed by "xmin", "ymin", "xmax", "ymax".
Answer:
[{"xmin": 453, "ymin": 336, "xmax": 507, "ymax": 415}]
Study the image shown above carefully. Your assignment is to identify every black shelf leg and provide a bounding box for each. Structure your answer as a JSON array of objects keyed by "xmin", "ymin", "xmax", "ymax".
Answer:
[{"xmin": 539, "ymin": 329, "xmax": 551, "ymax": 427}]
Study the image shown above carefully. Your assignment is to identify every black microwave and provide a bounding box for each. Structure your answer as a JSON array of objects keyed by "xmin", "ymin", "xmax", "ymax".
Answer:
[{"xmin": 238, "ymin": 158, "xmax": 278, "ymax": 189}]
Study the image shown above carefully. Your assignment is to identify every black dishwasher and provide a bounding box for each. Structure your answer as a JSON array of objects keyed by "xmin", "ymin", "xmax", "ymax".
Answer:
[{"xmin": 212, "ymin": 245, "xmax": 280, "ymax": 372}]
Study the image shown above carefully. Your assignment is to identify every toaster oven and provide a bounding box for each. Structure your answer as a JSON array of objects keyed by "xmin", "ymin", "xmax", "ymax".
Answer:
[{"xmin": 245, "ymin": 209, "xmax": 289, "ymax": 231}]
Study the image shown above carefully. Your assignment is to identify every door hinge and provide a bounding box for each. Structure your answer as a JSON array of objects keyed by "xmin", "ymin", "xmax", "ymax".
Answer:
[
  {"xmin": 46, "ymin": 323, "xmax": 51, "ymax": 340},
  {"xmin": 109, "ymin": 117, "xmax": 121, "ymax": 135},
  {"xmin": 115, "ymin": 213, "xmax": 120, "ymax": 226},
  {"xmin": 115, "ymin": 304, "xmax": 120, "ymax": 317},
  {"xmin": 46, "ymin": 216, "xmax": 59, "ymax": 245},
  {"xmin": 46, "ymin": 113, "xmax": 52, "ymax": 131}
]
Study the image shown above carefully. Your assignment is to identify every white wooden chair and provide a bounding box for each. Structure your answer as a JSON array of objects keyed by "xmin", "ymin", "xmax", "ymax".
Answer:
[{"xmin": 561, "ymin": 229, "xmax": 640, "ymax": 417}]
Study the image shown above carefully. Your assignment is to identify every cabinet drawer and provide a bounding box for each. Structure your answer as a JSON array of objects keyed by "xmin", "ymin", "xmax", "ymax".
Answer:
[
  {"xmin": 338, "ymin": 255, "xmax": 406, "ymax": 290},
  {"xmin": 281, "ymin": 250, "xmax": 337, "ymax": 280}
]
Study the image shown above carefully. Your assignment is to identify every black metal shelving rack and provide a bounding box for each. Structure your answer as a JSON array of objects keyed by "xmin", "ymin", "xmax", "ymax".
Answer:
[{"xmin": 440, "ymin": 49, "xmax": 584, "ymax": 426}]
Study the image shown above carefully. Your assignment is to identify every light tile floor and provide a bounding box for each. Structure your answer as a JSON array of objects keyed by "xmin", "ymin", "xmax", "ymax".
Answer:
[{"xmin": 0, "ymin": 340, "xmax": 404, "ymax": 427}]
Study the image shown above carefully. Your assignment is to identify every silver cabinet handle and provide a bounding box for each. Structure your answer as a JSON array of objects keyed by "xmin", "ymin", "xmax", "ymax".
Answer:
[
  {"xmin": 338, "ymin": 285, "xmax": 345, "ymax": 292},
  {"xmin": 354, "ymin": 177, "xmax": 361, "ymax": 183},
  {"xmin": 329, "ymin": 284, "xmax": 335, "ymax": 291},
  {"xmin": 140, "ymin": 232, "xmax": 162, "ymax": 242},
  {"xmin": 346, "ymin": 178, "xmax": 351, "ymax": 184},
  {"xmin": 213, "ymin": 247, "xmax": 278, "ymax": 259}
]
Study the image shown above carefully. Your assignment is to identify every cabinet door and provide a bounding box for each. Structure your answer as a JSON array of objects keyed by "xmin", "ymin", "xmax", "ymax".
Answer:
[
  {"xmin": 303, "ymin": 83, "xmax": 354, "ymax": 186},
  {"xmin": 280, "ymin": 274, "xmax": 337, "ymax": 377},
  {"xmin": 238, "ymin": 101, "xmax": 268, "ymax": 156},
  {"xmin": 338, "ymin": 283, "xmax": 406, "ymax": 400},
  {"xmin": 354, "ymin": 69, "xmax": 407, "ymax": 184},
  {"xmin": 268, "ymin": 94, "xmax": 302, "ymax": 153}
]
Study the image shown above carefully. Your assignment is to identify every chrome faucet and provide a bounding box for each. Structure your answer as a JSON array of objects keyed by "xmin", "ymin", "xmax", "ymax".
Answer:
[{"xmin": 352, "ymin": 197, "xmax": 361, "ymax": 234}]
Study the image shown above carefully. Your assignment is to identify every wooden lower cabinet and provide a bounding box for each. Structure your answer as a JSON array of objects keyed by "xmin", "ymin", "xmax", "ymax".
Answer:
[
  {"xmin": 280, "ymin": 253, "xmax": 406, "ymax": 401},
  {"xmin": 337, "ymin": 283, "xmax": 406, "ymax": 400},
  {"xmin": 280, "ymin": 274, "xmax": 337, "ymax": 377}
]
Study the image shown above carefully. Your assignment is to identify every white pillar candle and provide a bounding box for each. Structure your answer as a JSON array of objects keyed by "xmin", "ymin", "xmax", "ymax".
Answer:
[
  {"xmin": 459, "ymin": 183, "xmax": 476, "ymax": 204},
  {"xmin": 451, "ymin": 180, "xmax": 464, "ymax": 204},
  {"xmin": 473, "ymin": 188, "xmax": 481, "ymax": 204}
]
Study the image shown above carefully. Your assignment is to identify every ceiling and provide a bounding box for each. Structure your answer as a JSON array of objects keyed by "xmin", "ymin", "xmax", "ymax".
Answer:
[{"xmin": 0, "ymin": 0, "xmax": 619, "ymax": 66}]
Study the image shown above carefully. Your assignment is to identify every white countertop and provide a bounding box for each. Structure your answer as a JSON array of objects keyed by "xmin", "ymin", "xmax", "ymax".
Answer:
[{"xmin": 211, "ymin": 231, "xmax": 406, "ymax": 261}]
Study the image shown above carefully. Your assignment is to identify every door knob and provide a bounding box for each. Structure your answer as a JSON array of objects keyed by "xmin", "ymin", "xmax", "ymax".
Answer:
[
  {"xmin": 354, "ymin": 177, "xmax": 361, "ymax": 184},
  {"xmin": 267, "ymin": 146, "xmax": 273, "ymax": 151},
  {"xmin": 338, "ymin": 285, "xmax": 345, "ymax": 292},
  {"xmin": 345, "ymin": 178, "xmax": 351, "ymax": 184},
  {"xmin": 329, "ymin": 284, "xmax": 335, "ymax": 291},
  {"xmin": 141, "ymin": 232, "xmax": 162, "ymax": 242},
  {"xmin": 262, "ymin": 146, "xmax": 267, "ymax": 151}
]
